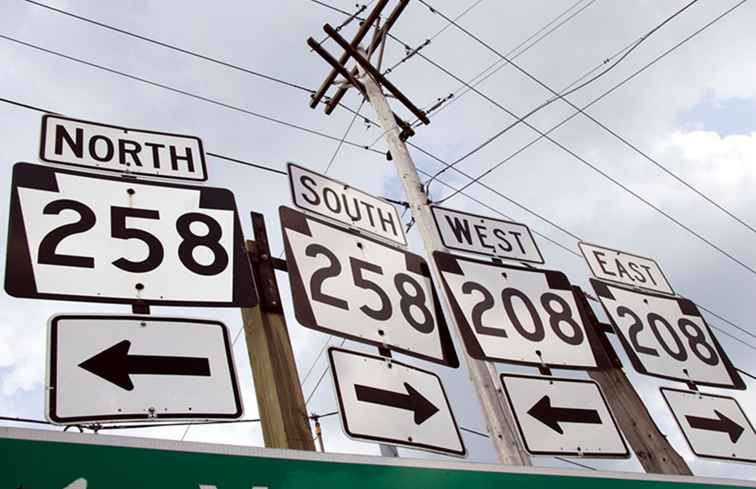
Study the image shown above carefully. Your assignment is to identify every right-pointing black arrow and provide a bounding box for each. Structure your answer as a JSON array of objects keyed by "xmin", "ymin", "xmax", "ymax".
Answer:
[
  {"xmin": 354, "ymin": 382, "xmax": 439, "ymax": 425},
  {"xmin": 527, "ymin": 395, "xmax": 602, "ymax": 434},
  {"xmin": 79, "ymin": 340, "xmax": 211, "ymax": 391},
  {"xmin": 686, "ymin": 410, "xmax": 744, "ymax": 443}
]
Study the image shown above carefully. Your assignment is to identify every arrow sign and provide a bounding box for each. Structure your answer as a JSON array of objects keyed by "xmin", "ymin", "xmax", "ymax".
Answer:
[
  {"xmin": 685, "ymin": 410, "xmax": 744, "ymax": 443},
  {"xmin": 354, "ymin": 382, "xmax": 439, "ymax": 425},
  {"xmin": 329, "ymin": 347, "xmax": 466, "ymax": 457},
  {"xmin": 79, "ymin": 340, "xmax": 211, "ymax": 391},
  {"xmin": 527, "ymin": 395, "xmax": 601, "ymax": 434}
]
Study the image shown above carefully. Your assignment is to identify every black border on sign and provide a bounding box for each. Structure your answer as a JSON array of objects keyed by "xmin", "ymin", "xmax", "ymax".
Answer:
[
  {"xmin": 499, "ymin": 373, "xmax": 630, "ymax": 458},
  {"xmin": 4, "ymin": 162, "xmax": 257, "ymax": 307},
  {"xmin": 39, "ymin": 114, "xmax": 208, "ymax": 182},
  {"xmin": 432, "ymin": 250, "xmax": 605, "ymax": 370},
  {"xmin": 286, "ymin": 162, "xmax": 408, "ymax": 247},
  {"xmin": 578, "ymin": 241, "xmax": 675, "ymax": 296},
  {"xmin": 280, "ymin": 206, "xmax": 459, "ymax": 368},
  {"xmin": 47, "ymin": 314, "xmax": 243, "ymax": 424},
  {"xmin": 430, "ymin": 205, "xmax": 545, "ymax": 265},
  {"xmin": 590, "ymin": 278, "xmax": 745, "ymax": 390},
  {"xmin": 659, "ymin": 387, "xmax": 756, "ymax": 464},
  {"xmin": 327, "ymin": 346, "xmax": 467, "ymax": 457}
]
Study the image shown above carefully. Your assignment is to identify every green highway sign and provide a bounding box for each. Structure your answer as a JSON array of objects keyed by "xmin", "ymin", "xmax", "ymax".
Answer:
[{"xmin": 2, "ymin": 428, "xmax": 755, "ymax": 489}]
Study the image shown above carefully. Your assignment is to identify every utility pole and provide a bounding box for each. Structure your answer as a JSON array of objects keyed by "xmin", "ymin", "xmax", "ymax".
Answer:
[
  {"xmin": 307, "ymin": 1, "xmax": 531, "ymax": 465},
  {"xmin": 575, "ymin": 288, "xmax": 692, "ymax": 474},
  {"xmin": 241, "ymin": 212, "xmax": 315, "ymax": 451}
]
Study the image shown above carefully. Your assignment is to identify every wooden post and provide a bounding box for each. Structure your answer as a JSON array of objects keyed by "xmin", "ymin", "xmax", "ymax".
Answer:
[
  {"xmin": 575, "ymin": 287, "xmax": 692, "ymax": 474},
  {"xmin": 240, "ymin": 212, "xmax": 315, "ymax": 451}
]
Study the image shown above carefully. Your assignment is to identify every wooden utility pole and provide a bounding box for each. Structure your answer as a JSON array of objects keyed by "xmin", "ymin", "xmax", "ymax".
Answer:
[
  {"xmin": 575, "ymin": 288, "xmax": 692, "ymax": 474},
  {"xmin": 307, "ymin": 2, "xmax": 531, "ymax": 464},
  {"xmin": 241, "ymin": 212, "xmax": 315, "ymax": 451}
]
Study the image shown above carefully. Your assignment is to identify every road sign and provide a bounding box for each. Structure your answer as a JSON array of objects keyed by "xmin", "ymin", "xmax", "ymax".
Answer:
[
  {"xmin": 433, "ymin": 251, "xmax": 602, "ymax": 369},
  {"xmin": 591, "ymin": 279, "xmax": 745, "ymax": 389},
  {"xmin": 280, "ymin": 206, "xmax": 458, "ymax": 367},
  {"xmin": 500, "ymin": 373, "xmax": 628, "ymax": 457},
  {"xmin": 288, "ymin": 162, "xmax": 406, "ymax": 246},
  {"xmin": 579, "ymin": 241, "xmax": 674, "ymax": 295},
  {"xmin": 5, "ymin": 162, "xmax": 256, "ymax": 307},
  {"xmin": 40, "ymin": 115, "xmax": 207, "ymax": 181},
  {"xmin": 328, "ymin": 347, "xmax": 465, "ymax": 456},
  {"xmin": 660, "ymin": 388, "xmax": 756, "ymax": 464},
  {"xmin": 431, "ymin": 205, "xmax": 543, "ymax": 263},
  {"xmin": 47, "ymin": 314, "xmax": 243, "ymax": 424},
  {"xmin": 5, "ymin": 428, "xmax": 755, "ymax": 489}
]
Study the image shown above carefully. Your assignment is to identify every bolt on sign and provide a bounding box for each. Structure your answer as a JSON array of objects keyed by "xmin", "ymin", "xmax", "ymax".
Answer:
[
  {"xmin": 4, "ymin": 163, "xmax": 257, "ymax": 307},
  {"xmin": 4, "ymin": 428, "xmax": 756, "ymax": 489},
  {"xmin": 431, "ymin": 205, "xmax": 544, "ymax": 264},
  {"xmin": 280, "ymin": 206, "xmax": 458, "ymax": 367},
  {"xmin": 288, "ymin": 163, "xmax": 407, "ymax": 246},
  {"xmin": 433, "ymin": 251, "xmax": 604, "ymax": 369},
  {"xmin": 591, "ymin": 279, "xmax": 745, "ymax": 389},
  {"xmin": 46, "ymin": 315, "xmax": 243, "ymax": 424},
  {"xmin": 40, "ymin": 115, "xmax": 208, "ymax": 181}
]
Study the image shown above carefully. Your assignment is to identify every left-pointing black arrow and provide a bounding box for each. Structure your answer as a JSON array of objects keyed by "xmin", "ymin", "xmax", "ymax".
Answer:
[
  {"xmin": 79, "ymin": 340, "xmax": 211, "ymax": 391},
  {"xmin": 527, "ymin": 395, "xmax": 602, "ymax": 434},
  {"xmin": 354, "ymin": 382, "xmax": 439, "ymax": 425}
]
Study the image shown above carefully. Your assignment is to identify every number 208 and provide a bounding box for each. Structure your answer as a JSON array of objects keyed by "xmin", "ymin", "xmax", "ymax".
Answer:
[{"xmin": 37, "ymin": 199, "xmax": 229, "ymax": 276}]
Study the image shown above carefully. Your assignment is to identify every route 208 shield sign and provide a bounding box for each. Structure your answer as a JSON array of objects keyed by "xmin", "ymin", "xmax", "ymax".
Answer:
[
  {"xmin": 591, "ymin": 279, "xmax": 744, "ymax": 389},
  {"xmin": 280, "ymin": 206, "xmax": 458, "ymax": 367},
  {"xmin": 4, "ymin": 163, "xmax": 256, "ymax": 307}
]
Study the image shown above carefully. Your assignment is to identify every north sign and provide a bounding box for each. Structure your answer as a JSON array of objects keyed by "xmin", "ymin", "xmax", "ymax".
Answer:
[
  {"xmin": 328, "ymin": 347, "xmax": 465, "ymax": 456},
  {"xmin": 288, "ymin": 162, "xmax": 406, "ymax": 246},
  {"xmin": 280, "ymin": 206, "xmax": 458, "ymax": 367},
  {"xmin": 500, "ymin": 373, "xmax": 628, "ymax": 458},
  {"xmin": 432, "ymin": 205, "xmax": 543, "ymax": 264},
  {"xmin": 47, "ymin": 314, "xmax": 243, "ymax": 424},
  {"xmin": 5, "ymin": 163, "xmax": 256, "ymax": 307},
  {"xmin": 5, "ymin": 428, "xmax": 755, "ymax": 489},
  {"xmin": 579, "ymin": 241, "xmax": 674, "ymax": 295},
  {"xmin": 660, "ymin": 388, "xmax": 756, "ymax": 464},
  {"xmin": 41, "ymin": 115, "xmax": 207, "ymax": 181},
  {"xmin": 434, "ymin": 251, "xmax": 602, "ymax": 369},
  {"xmin": 591, "ymin": 279, "xmax": 745, "ymax": 389}
]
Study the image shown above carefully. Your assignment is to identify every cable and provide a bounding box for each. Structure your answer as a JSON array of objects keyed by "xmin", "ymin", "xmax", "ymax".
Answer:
[
  {"xmin": 305, "ymin": 338, "xmax": 346, "ymax": 406},
  {"xmin": 23, "ymin": 0, "xmax": 314, "ymax": 95},
  {"xmin": 459, "ymin": 426, "xmax": 597, "ymax": 471},
  {"xmin": 420, "ymin": 0, "xmax": 756, "ymax": 239},
  {"xmin": 301, "ymin": 336, "xmax": 334, "ymax": 386},
  {"xmin": 423, "ymin": 0, "xmax": 697, "ymax": 184},
  {"xmin": 738, "ymin": 368, "xmax": 756, "ymax": 382},
  {"xmin": 0, "ymin": 34, "xmax": 383, "ymax": 156},
  {"xmin": 324, "ymin": 99, "xmax": 366, "ymax": 174}
]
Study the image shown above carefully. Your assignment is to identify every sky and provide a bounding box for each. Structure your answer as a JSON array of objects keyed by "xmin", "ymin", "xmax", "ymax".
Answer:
[{"xmin": 1, "ymin": 0, "xmax": 756, "ymax": 482}]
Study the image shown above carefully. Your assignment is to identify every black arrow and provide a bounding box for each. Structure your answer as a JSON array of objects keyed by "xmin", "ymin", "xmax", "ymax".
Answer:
[
  {"xmin": 79, "ymin": 340, "xmax": 211, "ymax": 391},
  {"xmin": 686, "ymin": 410, "xmax": 744, "ymax": 443},
  {"xmin": 354, "ymin": 382, "xmax": 439, "ymax": 425},
  {"xmin": 527, "ymin": 395, "xmax": 602, "ymax": 434}
]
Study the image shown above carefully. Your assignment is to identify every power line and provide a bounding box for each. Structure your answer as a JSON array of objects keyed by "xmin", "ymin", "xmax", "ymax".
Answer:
[
  {"xmin": 0, "ymin": 34, "xmax": 383, "ymax": 156},
  {"xmin": 324, "ymin": 99, "xmax": 366, "ymax": 174},
  {"xmin": 419, "ymin": 0, "xmax": 756, "ymax": 240}
]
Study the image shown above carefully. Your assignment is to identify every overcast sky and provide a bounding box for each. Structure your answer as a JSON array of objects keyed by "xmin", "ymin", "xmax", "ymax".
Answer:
[{"xmin": 1, "ymin": 0, "xmax": 755, "ymax": 482}]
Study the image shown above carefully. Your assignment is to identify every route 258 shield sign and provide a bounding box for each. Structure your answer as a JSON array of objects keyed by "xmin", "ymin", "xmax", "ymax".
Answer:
[{"xmin": 5, "ymin": 163, "xmax": 256, "ymax": 307}]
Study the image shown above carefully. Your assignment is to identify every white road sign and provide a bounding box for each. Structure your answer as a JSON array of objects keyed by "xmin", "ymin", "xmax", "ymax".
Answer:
[
  {"xmin": 281, "ymin": 206, "xmax": 458, "ymax": 367},
  {"xmin": 660, "ymin": 388, "xmax": 756, "ymax": 464},
  {"xmin": 431, "ymin": 205, "xmax": 543, "ymax": 263},
  {"xmin": 500, "ymin": 373, "xmax": 628, "ymax": 457},
  {"xmin": 579, "ymin": 241, "xmax": 674, "ymax": 295},
  {"xmin": 46, "ymin": 314, "xmax": 243, "ymax": 424},
  {"xmin": 288, "ymin": 163, "xmax": 406, "ymax": 246},
  {"xmin": 41, "ymin": 115, "xmax": 207, "ymax": 181},
  {"xmin": 433, "ymin": 251, "xmax": 602, "ymax": 369},
  {"xmin": 328, "ymin": 347, "xmax": 465, "ymax": 457},
  {"xmin": 5, "ymin": 163, "xmax": 256, "ymax": 307},
  {"xmin": 591, "ymin": 279, "xmax": 745, "ymax": 389}
]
